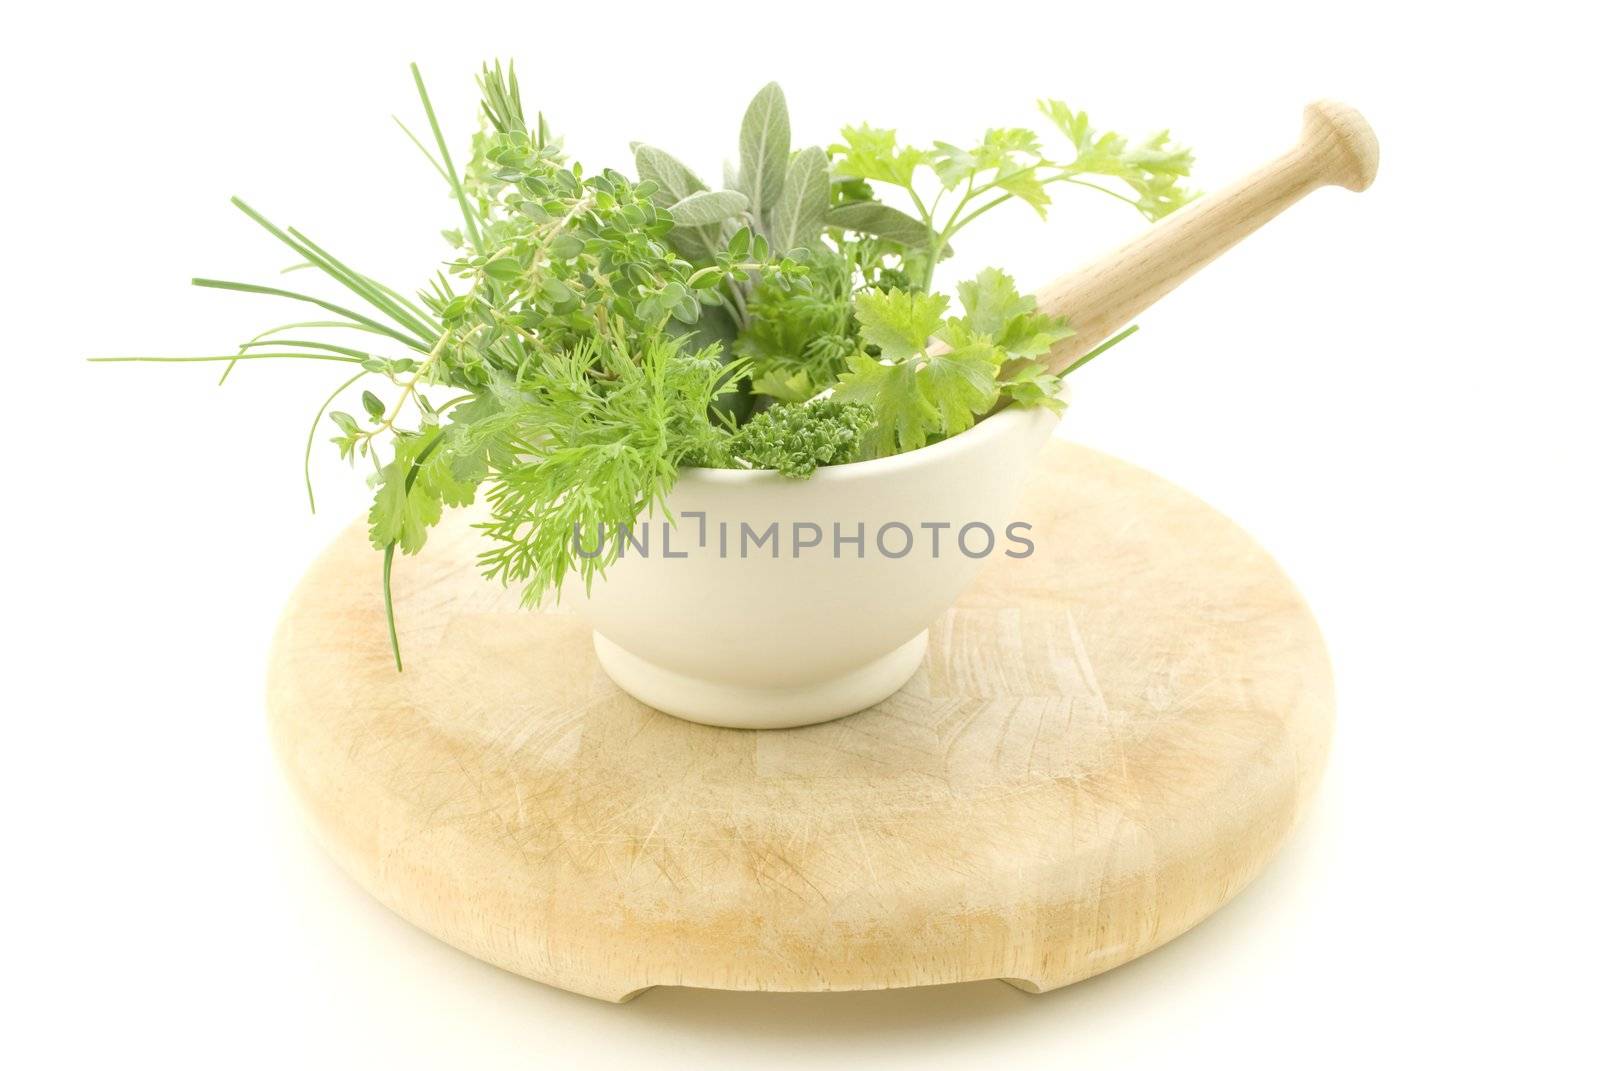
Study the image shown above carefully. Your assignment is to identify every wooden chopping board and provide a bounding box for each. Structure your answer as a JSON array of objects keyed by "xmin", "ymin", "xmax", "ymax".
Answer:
[{"xmin": 268, "ymin": 441, "xmax": 1334, "ymax": 1001}]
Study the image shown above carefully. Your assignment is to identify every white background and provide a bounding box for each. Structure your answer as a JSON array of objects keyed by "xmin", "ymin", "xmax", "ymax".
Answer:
[{"xmin": 6, "ymin": 2, "xmax": 1596, "ymax": 1066}]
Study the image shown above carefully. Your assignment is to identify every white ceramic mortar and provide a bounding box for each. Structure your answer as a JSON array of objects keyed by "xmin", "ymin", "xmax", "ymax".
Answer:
[{"xmin": 570, "ymin": 395, "xmax": 1064, "ymax": 728}]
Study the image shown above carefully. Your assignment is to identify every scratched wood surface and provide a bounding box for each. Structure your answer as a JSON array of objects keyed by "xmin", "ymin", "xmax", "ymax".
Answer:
[{"xmin": 268, "ymin": 442, "xmax": 1334, "ymax": 1002}]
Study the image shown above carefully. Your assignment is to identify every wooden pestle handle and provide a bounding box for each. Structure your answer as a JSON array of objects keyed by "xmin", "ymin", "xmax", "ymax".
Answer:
[{"xmin": 1037, "ymin": 100, "xmax": 1379, "ymax": 374}]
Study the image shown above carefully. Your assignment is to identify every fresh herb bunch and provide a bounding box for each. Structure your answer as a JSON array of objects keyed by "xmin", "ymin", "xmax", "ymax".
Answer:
[
  {"xmin": 635, "ymin": 84, "xmax": 1195, "ymax": 417},
  {"xmin": 93, "ymin": 63, "xmax": 1195, "ymax": 667}
]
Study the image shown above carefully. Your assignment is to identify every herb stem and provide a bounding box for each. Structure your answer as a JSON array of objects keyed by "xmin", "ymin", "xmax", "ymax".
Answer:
[
  {"xmin": 1063, "ymin": 325, "xmax": 1140, "ymax": 374},
  {"xmin": 238, "ymin": 339, "xmax": 377, "ymax": 360},
  {"xmin": 391, "ymin": 115, "xmax": 450, "ymax": 183},
  {"xmin": 685, "ymin": 261, "xmax": 766, "ymax": 290},
  {"xmin": 943, "ymin": 191, "xmax": 1012, "ymax": 243},
  {"xmin": 380, "ymin": 428, "xmax": 450, "ymax": 671},
  {"xmin": 190, "ymin": 278, "xmax": 433, "ymax": 353},
  {"xmin": 304, "ymin": 369, "xmax": 368, "ymax": 512},
  {"xmin": 920, "ymin": 176, "xmax": 978, "ymax": 290},
  {"xmin": 228, "ymin": 199, "xmax": 440, "ymax": 344},
  {"xmin": 89, "ymin": 353, "xmax": 364, "ymax": 364},
  {"xmin": 382, "ymin": 543, "xmax": 402, "ymax": 672},
  {"xmin": 411, "ymin": 63, "xmax": 483, "ymax": 255},
  {"xmin": 359, "ymin": 330, "xmax": 454, "ymax": 443},
  {"xmin": 1048, "ymin": 173, "xmax": 1144, "ymax": 210}
]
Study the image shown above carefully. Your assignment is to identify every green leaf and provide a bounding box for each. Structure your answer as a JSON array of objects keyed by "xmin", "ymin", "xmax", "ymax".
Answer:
[
  {"xmin": 931, "ymin": 141, "xmax": 978, "ymax": 190},
  {"xmin": 976, "ymin": 127, "xmax": 1043, "ymax": 164},
  {"xmin": 750, "ymin": 367, "xmax": 824, "ymax": 404},
  {"xmin": 548, "ymin": 233, "xmax": 584, "ymax": 260},
  {"xmin": 833, "ymin": 340, "xmax": 999, "ymax": 455},
  {"xmin": 955, "ymin": 268, "xmax": 1071, "ymax": 358},
  {"xmin": 920, "ymin": 338, "xmax": 1001, "ymax": 438},
  {"xmin": 836, "ymin": 287, "xmax": 1004, "ymax": 455},
  {"xmin": 541, "ymin": 276, "xmax": 576, "ymax": 305},
  {"xmin": 826, "ymin": 201, "xmax": 935, "ymax": 250},
  {"xmin": 369, "ymin": 432, "xmax": 444, "ymax": 555},
  {"xmin": 830, "ymin": 125, "xmax": 928, "ymax": 188},
  {"xmin": 1038, "ymin": 100, "xmax": 1091, "ymax": 149},
  {"xmin": 853, "ymin": 289, "xmax": 948, "ymax": 360},
  {"xmin": 833, "ymin": 355, "xmax": 935, "ymax": 455},
  {"xmin": 368, "ymin": 425, "xmax": 483, "ymax": 556},
  {"xmin": 482, "ymin": 257, "xmax": 522, "ymax": 281},
  {"xmin": 1000, "ymin": 360, "xmax": 1067, "ymax": 412},
  {"xmin": 835, "ymin": 266, "xmax": 1078, "ymax": 454},
  {"xmin": 610, "ymin": 144, "xmax": 726, "ymax": 261},
  {"xmin": 996, "ymin": 310, "xmax": 1072, "ymax": 358},
  {"xmin": 995, "ymin": 164, "xmax": 1051, "ymax": 217},
  {"xmin": 633, "ymin": 144, "xmax": 708, "ymax": 204},
  {"xmin": 1038, "ymin": 100, "xmax": 1198, "ymax": 221},
  {"xmin": 361, "ymin": 390, "xmax": 386, "ymax": 420},
  {"xmin": 667, "ymin": 189, "xmax": 750, "ymax": 227},
  {"xmin": 670, "ymin": 296, "xmax": 702, "ymax": 324},
  {"xmin": 739, "ymin": 82, "xmax": 791, "ymax": 220},
  {"xmin": 770, "ymin": 146, "xmax": 829, "ymax": 254},
  {"xmin": 957, "ymin": 268, "xmax": 1033, "ymax": 336}
]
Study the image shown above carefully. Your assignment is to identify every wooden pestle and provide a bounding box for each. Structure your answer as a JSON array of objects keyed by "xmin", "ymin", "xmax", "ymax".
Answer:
[{"xmin": 1035, "ymin": 100, "xmax": 1379, "ymax": 374}]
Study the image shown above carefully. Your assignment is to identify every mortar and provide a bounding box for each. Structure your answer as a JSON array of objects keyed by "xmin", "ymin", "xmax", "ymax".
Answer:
[{"xmin": 575, "ymin": 101, "xmax": 1378, "ymax": 729}]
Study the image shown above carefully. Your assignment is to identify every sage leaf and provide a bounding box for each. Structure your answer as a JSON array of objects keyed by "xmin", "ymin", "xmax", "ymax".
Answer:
[
  {"xmin": 770, "ymin": 146, "xmax": 829, "ymax": 253},
  {"xmin": 633, "ymin": 144, "xmax": 708, "ymax": 205},
  {"xmin": 667, "ymin": 189, "xmax": 750, "ymax": 228},
  {"xmin": 637, "ymin": 145, "xmax": 724, "ymax": 259},
  {"xmin": 826, "ymin": 201, "xmax": 936, "ymax": 249},
  {"xmin": 739, "ymin": 82, "xmax": 790, "ymax": 220}
]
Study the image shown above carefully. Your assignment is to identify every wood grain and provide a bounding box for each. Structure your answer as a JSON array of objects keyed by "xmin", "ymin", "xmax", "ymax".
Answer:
[{"xmin": 267, "ymin": 443, "xmax": 1334, "ymax": 1002}]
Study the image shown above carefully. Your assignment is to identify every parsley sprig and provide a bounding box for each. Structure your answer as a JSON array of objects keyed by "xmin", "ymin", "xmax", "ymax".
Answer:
[
  {"xmin": 832, "ymin": 101, "xmax": 1196, "ymax": 290},
  {"xmin": 833, "ymin": 269, "xmax": 1072, "ymax": 456}
]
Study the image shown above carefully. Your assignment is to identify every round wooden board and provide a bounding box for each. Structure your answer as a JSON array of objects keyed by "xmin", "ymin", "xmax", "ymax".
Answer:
[{"xmin": 268, "ymin": 442, "xmax": 1333, "ymax": 1002}]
